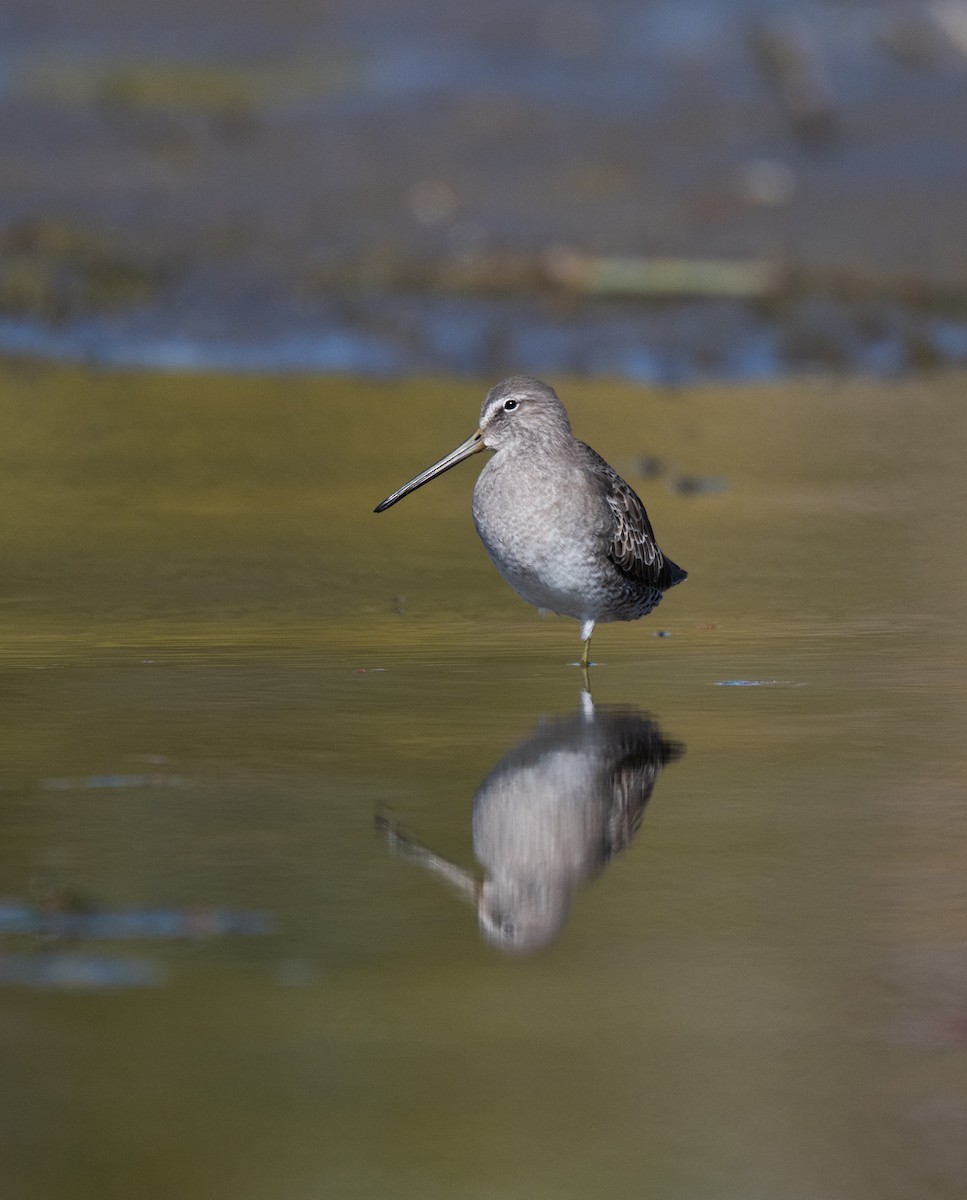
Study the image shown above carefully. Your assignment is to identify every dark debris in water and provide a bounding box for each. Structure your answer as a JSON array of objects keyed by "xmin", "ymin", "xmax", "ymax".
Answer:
[
  {"xmin": 636, "ymin": 455, "xmax": 667, "ymax": 480},
  {"xmin": 670, "ymin": 475, "xmax": 729, "ymax": 497}
]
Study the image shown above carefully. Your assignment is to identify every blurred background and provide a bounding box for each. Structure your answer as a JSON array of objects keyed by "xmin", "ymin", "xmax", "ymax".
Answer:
[
  {"xmin": 3, "ymin": 0, "xmax": 967, "ymax": 378},
  {"xmin": 2, "ymin": 5, "xmax": 967, "ymax": 1200}
]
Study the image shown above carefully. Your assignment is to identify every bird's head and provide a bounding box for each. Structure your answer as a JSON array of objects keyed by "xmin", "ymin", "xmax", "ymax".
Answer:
[{"xmin": 479, "ymin": 376, "xmax": 573, "ymax": 452}]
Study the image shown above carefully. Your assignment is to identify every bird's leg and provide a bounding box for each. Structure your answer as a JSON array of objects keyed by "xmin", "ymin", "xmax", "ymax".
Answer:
[
  {"xmin": 580, "ymin": 641, "xmax": 592, "ymax": 671},
  {"xmin": 579, "ymin": 619, "xmax": 595, "ymax": 670}
]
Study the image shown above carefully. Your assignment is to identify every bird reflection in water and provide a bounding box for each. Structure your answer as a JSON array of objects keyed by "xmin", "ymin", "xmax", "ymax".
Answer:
[{"xmin": 378, "ymin": 694, "xmax": 684, "ymax": 955}]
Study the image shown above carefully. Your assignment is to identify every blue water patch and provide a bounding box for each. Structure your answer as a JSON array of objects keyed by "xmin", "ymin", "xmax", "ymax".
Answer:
[
  {"xmin": 2, "ymin": 297, "xmax": 966, "ymax": 380},
  {"xmin": 929, "ymin": 320, "xmax": 967, "ymax": 363},
  {"xmin": 716, "ymin": 680, "xmax": 805, "ymax": 687},
  {"xmin": 0, "ymin": 899, "xmax": 275, "ymax": 939},
  {"xmin": 0, "ymin": 953, "xmax": 167, "ymax": 990}
]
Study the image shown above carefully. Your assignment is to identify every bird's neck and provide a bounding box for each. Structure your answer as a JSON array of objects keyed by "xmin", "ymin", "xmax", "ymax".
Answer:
[{"xmin": 496, "ymin": 427, "xmax": 574, "ymax": 460}]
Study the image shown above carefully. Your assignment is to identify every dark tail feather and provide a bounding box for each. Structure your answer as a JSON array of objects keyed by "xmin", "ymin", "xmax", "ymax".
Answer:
[{"xmin": 659, "ymin": 558, "xmax": 687, "ymax": 589}]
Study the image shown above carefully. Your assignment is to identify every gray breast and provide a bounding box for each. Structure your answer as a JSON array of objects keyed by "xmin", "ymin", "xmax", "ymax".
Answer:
[
  {"xmin": 472, "ymin": 450, "xmax": 619, "ymax": 619},
  {"xmin": 472, "ymin": 449, "xmax": 663, "ymax": 623}
]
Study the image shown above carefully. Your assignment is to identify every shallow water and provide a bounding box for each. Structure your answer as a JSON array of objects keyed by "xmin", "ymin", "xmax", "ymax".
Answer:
[{"xmin": 1, "ymin": 366, "xmax": 965, "ymax": 1199}]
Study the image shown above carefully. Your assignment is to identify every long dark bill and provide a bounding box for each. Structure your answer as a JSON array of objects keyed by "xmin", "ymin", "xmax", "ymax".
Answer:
[{"xmin": 374, "ymin": 431, "xmax": 485, "ymax": 513}]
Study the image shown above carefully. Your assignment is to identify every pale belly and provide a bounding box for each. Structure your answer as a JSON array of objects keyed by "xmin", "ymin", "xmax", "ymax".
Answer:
[{"xmin": 471, "ymin": 455, "xmax": 657, "ymax": 623}]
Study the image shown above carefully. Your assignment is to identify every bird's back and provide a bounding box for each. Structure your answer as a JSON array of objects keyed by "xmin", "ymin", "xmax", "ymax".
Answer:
[{"xmin": 578, "ymin": 442, "xmax": 687, "ymax": 595}]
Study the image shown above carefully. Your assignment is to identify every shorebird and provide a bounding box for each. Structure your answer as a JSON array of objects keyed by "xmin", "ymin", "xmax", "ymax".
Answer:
[
  {"xmin": 374, "ymin": 376, "xmax": 686, "ymax": 666},
  {"xmin": 379, "ymin": 701, "xmax": 684, "ymax": 954}
]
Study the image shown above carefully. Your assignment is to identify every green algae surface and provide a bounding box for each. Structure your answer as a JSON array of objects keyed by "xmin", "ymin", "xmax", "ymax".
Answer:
[{"xmin": 1, "ymin": 364, "xmax": 965, "ymax": 1200}]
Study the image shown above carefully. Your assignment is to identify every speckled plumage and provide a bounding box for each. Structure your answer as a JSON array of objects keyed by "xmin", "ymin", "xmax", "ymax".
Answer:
[{"xmin": 375, "ymin": 376, "xmax": 686, "ymax": 664}]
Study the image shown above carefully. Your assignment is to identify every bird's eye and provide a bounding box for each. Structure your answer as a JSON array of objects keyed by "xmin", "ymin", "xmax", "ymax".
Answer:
[{"xmin": 503, "ymin": 399, "xmax": 518, "ymax": 411}]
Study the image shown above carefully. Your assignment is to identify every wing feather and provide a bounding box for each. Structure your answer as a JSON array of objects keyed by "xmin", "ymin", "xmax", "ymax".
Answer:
[{"xmin": 581, "ymin": 446, "xmax": 668, "ymax": 588}]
